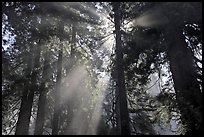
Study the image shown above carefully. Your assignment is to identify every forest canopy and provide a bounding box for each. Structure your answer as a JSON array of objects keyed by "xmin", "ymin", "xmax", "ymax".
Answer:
[{"xmin": 2, "ymin": 2, "xmax": 202, "ymax": 135}]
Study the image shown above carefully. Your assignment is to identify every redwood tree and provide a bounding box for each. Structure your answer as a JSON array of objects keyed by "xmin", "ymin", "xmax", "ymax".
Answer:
[{"xmin": 112, "ymin": 2, "xmax": 130, "ymax": 135}]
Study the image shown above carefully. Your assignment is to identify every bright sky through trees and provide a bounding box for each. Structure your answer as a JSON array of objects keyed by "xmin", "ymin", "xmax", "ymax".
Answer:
[{"xmin": 2, "ymin": 2, "xmax": 202, "ymax": 135}]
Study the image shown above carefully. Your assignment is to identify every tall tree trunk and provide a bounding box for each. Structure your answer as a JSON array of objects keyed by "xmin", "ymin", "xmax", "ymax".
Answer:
[
  {"xmin": 15, "ymin": 42, "xmax": 42, "ymax": 135},
  {"xmin": 165, "ymin": 26, "xmax": 202, "ymax": 135},
  {"xmin": 52, "ymin": 21, "xmax": 64, "ymax": 135},
  {"xmin": 15, "ymin": 83, "xmax": 33, "ymax": 135},
  {"xmin": 65, "ymin": 23, "xmax": 77, "ymax": 75},
  {"xmin": 34, "ymin": 49, "xmax": 50, "ymax": 135},
  {"xmin": 112, "ymin": 2, "xmax": 130, "ymax": 135},
  {"xmin": 15, "ymin": 48, "xmax": 33, "ymax": 135},
  {"xmin": 63, "ymin": 23, "xmax": 77, "ymax": 135},
  {"xmin": 71, "ymin": 23, "xmax": 76, "ymax": 63}
]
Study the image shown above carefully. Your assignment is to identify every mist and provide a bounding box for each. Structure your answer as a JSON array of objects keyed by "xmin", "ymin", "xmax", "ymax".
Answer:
[{"xmin": 2, "ymin": 2, "xmax": 202, "ymax": 135}]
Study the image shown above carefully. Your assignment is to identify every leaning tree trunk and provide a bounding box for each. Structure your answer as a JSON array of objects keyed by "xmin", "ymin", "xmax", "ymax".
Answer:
[
  {"xmin": 112, "ymin": 2, "xmax": 130, "ymax": 135},
  {"xmin": 15, "ymin": 41, "xmax": 42, "ymax": 135},
  {"xmin": 15, "ymin": 50, "xmax": 33, "ymax": 135},
  {"xmin": 52, "ymin": 21, "xmax": 64, "ymax": 135},
  {"xmin": 165, "ymin": 25, "xmax": 202, "ymax": 135},
  {"xmin": 34, "ymin": 49, "xmax": 50, "ymax": 135}
]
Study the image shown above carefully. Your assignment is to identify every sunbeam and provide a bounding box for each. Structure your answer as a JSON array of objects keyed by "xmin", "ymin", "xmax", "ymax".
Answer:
[
  {"xmin": 3, "ymin": 2, "xmax": 200, "ymax": 135},
  {"xmin": 59, "ymin": 62, "xmax": 108, "ymax": 135},
  {"xmin": 133, "ymin": 11, "xmax": 169, "ymax": 28}
]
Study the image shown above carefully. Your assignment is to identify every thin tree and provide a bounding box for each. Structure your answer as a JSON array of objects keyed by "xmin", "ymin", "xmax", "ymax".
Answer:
[
  {"xmin": 112, "ymin": 2, "xmax": 130, "ymax": 135},
  {"xmin": 63, "ymin": 23, "xmax": 77, "ymax": 135},
  {"xmin": 34, "ymin": 48, "xmax": 51, "ymax": 135},
  {"xmin": 52, "ymin": 20, "xmax": 64, "ymax": 135}
]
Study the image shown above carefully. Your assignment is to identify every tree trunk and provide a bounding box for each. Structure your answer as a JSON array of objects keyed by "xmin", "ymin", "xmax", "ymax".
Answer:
[
  {"xmin": 165, "ymin": 26, "xmax": 202, "ymax": 135},
  {"xmin": 71, "ymin": 23, "xmax": 76, "ymax": 61},
  {"xmin": 63, "ymin": 24, "xmax": 77, "ymax": 135},
  {"xmin": 52, "ymin": 21, "xmax": 64, "ymax": 135},
  {"xmin": 34, "ymin": 49, "xmax": 50, "ymax": 135},
  {"xmin": 112, "ymin": 2, "xmax": 130, "ymax": 135},
  {"xmin": 15, "ymin": 84, "xmax": 34, "ymax": 135},
  {"xmin": 65, "ymin": 23, "xmax": 77, "ymax": 75},
  {"xmin": 15, "ymin": 50, "xmax": 32, "ymax": 135},
  {"xmin": 15, "ymin": 42, "xmax": 42, "ymax": 135}
]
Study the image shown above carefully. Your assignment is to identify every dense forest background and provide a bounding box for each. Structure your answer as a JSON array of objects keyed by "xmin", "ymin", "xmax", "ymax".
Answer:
[{"xmin": 2, "ymin": 2, "xmax": 202, "ymax": 135}]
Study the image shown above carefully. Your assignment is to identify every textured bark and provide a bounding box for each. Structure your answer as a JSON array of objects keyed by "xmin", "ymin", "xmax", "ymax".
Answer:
[
  {"xmin": 34, "ymin": 50, "xmax": 50, "ymax": 135},
  {"xmin": 15, "ymin": 42, "xmax": 42, "ymax": 135},
  {"xmin": 165, "ymin": 26, "xmax": 202, "ymax": 135},
  {"xmin": 113, "ymin": 2, "xmax": 130, "ymax": 135},
  {"xmin": 52, "ymin": 21, "xmax": 64, "ymax": 135}
]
